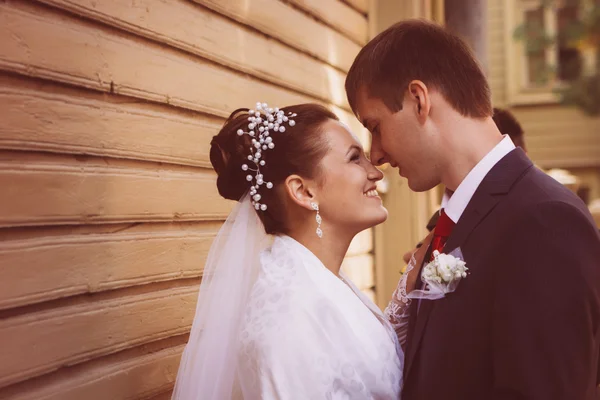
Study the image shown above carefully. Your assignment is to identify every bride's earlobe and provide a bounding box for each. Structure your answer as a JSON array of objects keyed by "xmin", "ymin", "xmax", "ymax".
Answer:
[{"xmin": 284, "ymin": 174, "xmax": 315, "ymax": 211}]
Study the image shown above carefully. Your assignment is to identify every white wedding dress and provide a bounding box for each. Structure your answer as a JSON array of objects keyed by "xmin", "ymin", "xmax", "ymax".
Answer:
[
  {"xmin": 235, "ymin": 235, "xmax": 403, "ymax": 399},
  {"xmin": 172, "ymin": 197, "xmax": 407, "ymax": 400}
]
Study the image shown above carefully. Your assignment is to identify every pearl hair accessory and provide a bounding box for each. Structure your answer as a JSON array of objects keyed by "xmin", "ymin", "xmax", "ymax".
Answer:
[{"xmin": 238, "ymin": 102, "xmax": 297, "ymax": 211}]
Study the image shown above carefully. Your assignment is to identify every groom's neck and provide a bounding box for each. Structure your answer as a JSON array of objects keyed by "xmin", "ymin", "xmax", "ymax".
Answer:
[{"xmin": 439, "ymin": 117, "xmax": 503, "ymax": 191}]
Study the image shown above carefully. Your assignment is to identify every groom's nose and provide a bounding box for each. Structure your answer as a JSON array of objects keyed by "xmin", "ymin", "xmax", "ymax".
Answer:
[{"xmin": 370, "ymin": 137, "xmax": 388, "ymax": 166}]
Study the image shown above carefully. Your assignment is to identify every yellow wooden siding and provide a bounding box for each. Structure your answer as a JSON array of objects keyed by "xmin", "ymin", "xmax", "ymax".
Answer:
[
  {"xmin": 0, "ymin": 153, "xmax": 231, "ymax": 227},
  {"xmin": 1, "ymin": 336, "xmax": 187, "ymax": 400},
  {"xmin": 286, "ymin": 0, "xmax": 368, "ymax": 45},
  {"xmin": 0, "ymin": 0, "xmax": 372, "ymax": 398},
  {"xmin": 194, "ymin": 0, "xmax": 361, "ymax": 72},
  {"xmin": 34, "ymin": 0, "xmax": 352, "ymax": 109},
  {"xmin": 343, "ymin": 0, "xmax": 368, "ymax": 15},
  {"xmin": 0, "ymin": 221, "xmax": 221, "ymax": 310},
  {"xmin": 512, "ymin": 106, "xmax": 600, "ymax": 168},
  {"xmin": 0, "ymin": 75, "xmax": 221, "ymax": 167}
]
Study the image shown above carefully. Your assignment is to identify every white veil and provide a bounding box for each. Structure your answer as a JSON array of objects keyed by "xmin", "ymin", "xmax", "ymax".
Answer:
[{"xmin": 171, "ymin": 193, "xmax": 269, "ymax": 400}]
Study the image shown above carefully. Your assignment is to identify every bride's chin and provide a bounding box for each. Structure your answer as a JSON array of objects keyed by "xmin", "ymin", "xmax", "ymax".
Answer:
[
  {"xmin": 379, "ymin": 208, "xmax": 389, "ymax": 223},
  {"xmin": 368, "ymin": 207, "xmax": 389, "ymax": 226}
]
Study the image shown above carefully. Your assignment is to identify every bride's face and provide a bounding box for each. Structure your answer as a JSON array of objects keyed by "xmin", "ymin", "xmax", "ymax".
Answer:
[{"xmin": 314, "ymin": 120, "xmax": 388, "ymax": 233}]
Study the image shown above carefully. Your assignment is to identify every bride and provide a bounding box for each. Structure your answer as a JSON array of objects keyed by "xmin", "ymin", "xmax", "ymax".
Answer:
[{"xmin": 172, "ymin": 102, "xmax": 429, "ymax": 399}]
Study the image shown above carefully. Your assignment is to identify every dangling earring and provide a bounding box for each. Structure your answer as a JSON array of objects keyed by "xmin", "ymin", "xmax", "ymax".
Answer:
[{"xmin": 311, "ymin": 202, "xmax": 323, "ymax": 238}]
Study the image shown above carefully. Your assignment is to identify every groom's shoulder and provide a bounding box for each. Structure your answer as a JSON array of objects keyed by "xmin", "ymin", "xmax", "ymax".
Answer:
[
  {"xmin": 512, "ymin": 165, "xmax": 584, "ymax": 210},
  {"xmin": 506, "ymin": 166, "xmax": 596, "ymax": 233}
]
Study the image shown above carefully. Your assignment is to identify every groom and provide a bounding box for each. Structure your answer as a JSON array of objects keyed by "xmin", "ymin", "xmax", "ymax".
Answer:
[{"xmin": 346, "ymin": 20, "xmax": 600, "ymax": 399}]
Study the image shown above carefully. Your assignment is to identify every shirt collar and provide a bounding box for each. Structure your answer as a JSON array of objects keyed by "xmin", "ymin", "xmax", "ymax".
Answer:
[{"xmin": 441, "ymin": 135, "xmax": 516, "ymax": 223}]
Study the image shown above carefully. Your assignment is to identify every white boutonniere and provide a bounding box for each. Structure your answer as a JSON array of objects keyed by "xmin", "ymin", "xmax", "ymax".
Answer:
[{"xmin": 408, "ymin": 248, "xmax": 468, "ymax": 300}]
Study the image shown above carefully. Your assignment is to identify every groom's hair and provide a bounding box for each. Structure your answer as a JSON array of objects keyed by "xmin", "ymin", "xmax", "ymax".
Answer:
[{"xmin": 345, "ymin": 19, "xmax": 492, "ymax": 118}]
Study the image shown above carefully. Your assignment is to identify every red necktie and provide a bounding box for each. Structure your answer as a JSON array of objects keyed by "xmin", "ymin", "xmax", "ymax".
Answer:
[{"xmin": 430, "ymin": 209, "xmax": 455, "ymax": 260}]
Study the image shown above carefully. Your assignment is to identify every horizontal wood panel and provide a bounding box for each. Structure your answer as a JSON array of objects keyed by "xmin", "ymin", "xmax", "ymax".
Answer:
[
  {"xmin": 341, "ymin": 253, "xmax": 374, "ymax": 290},
  {"xmin": 0, "ymin": 74, "xmax": 220, "ymax": 167},
  {"xmin": 37, "ymin": 0, "xmax": 350, "ymax": 109},
  {"xmin": 194, "ymin": 0, "xmax": 361, "ymax": 72},
  {"xmin": 287, "ymin": 0, "xmax": 367, "ymax": 44},
  {"xmin": 512, "ymin": 106, "xmax": 600, "ymax": 126},
  {"xmin": 526, "ymin": 154, "xmax": 600, "ymax": 169},
  {"xmin": 526, "ymin": 135, "xmax": 600, "ymax": 149},
  {"xmin": 0, "ymin": 1, "xmax": 367, "ymax": 145},
  {"xmin": 343, "ymin": 0, "xmax": 369, "ymax": 14},
  {"xmin": 0, "ymin": 0, "xmax": 305, "ymax": 117},
  {"xmin": 0, "ymin": 221, "xmax": 220, "ymax": 310},
  {"xmin": 0, "ymin": 73, "xmax": 369, "ymax": 166},
  {"xmin": 0, "ymin": 152, "xmax": 232, "ymax": 228},
  {"xmin": 0, "ymin": 283, "xmax": 198, "ymax": 388},
  {"xmin": 0, "ymin": 341, "xmax": 182, "ymax": 400},
  {"xmin": 512, "ymin": 106, "xmax": 600, "ymax": 167}
]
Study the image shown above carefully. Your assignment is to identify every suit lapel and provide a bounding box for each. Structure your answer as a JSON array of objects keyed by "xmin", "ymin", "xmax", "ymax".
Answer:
[
  {"xmin": 403, "ymin": 148, "xmax": 533, "ymax": 380},
  {"xmin": 445, "ymin": 148, "xmax": 533, "ymax": 252}
]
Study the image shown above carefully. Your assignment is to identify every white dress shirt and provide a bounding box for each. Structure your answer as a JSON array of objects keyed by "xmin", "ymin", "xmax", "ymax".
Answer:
[{"xmin": 441, "ymin": 135, "xmax": 516, "ymax": 224}]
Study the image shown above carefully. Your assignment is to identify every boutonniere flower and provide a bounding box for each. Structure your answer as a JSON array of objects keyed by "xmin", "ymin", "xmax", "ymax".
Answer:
[{"xmin": 408, "ymin": 248, "xmax": 468, "ymax": 300}]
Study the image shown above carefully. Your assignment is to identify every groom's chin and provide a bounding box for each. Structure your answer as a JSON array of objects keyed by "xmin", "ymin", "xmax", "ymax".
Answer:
[{"xmin": 406, "ymin": 177, "xmax": 438, "ymax": 193}]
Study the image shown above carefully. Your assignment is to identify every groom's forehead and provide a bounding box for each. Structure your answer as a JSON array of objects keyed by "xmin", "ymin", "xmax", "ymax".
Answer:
[
  {"xmin": 354, "ymin": 89, "xmax": 382, "ymax": 122},
  {"xmin": 352, "ymin": 85, "xmax": 372, "ymax": 117}
]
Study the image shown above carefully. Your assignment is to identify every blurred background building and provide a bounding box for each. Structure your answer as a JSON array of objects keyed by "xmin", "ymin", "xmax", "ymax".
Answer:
[{"xmin": 0, "ymin": 0, "xmax": 597, "ymax": 399}]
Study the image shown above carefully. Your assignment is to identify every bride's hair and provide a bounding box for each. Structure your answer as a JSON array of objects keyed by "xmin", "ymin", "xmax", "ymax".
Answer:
[{"xmin": 210, "ymin": 103, "xmax": 338, "ymax": 234}]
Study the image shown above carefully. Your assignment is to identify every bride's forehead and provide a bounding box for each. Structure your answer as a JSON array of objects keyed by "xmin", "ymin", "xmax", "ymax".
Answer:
[{"xmin": 323, "ymin": 120, "xmax": 362, "ymax": 148}]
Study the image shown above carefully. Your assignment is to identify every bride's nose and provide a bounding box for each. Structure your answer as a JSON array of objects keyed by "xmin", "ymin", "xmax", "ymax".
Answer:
[{"xmin": 366, "ymin": 163, "xmax": 384, "ymax": 182}]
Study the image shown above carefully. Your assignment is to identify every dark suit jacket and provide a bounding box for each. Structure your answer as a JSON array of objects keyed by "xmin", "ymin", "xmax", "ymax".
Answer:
[{"xmin": 402, "ymin": 149, "xmax": 600, "ymax": 400}]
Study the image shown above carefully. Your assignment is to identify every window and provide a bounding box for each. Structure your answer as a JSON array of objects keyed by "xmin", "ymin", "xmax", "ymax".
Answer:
[
  {"xmin": 556, "ymin": 0, "xmax": 583, "ymax": 81},
  {"xmin": 505, "ymin": 0, "xmax": 595, "ymax": 104},
  {"xmin": 523, "ymin": 4, "xmax": 550, "ymax": 85}
]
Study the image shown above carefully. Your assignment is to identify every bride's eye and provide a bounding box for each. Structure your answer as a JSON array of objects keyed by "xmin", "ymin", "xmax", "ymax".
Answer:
[{"xmin": 350, "ymin": 152, "xmax": 361, "ymax": 163}]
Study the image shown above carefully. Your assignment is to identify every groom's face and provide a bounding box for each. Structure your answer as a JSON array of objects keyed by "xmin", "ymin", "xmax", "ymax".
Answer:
[{"xmin": 354, "ymin": 87, "xmax": 440, "ymax": 192}]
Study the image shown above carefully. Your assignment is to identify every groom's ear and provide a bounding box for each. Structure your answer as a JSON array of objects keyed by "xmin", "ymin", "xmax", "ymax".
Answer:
[
  {"xmin": 407, "ymin": 80, "xmax": 431, "ymax": 124},
  {"xmin": 284, "ymin": 174, "xmax": 316, "ymax": 211}
]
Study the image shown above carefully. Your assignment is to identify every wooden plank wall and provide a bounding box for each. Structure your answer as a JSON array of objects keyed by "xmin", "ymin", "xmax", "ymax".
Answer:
[{"xmin": 0, "ymin": 0, "xmax": 371, "ymax": 398}]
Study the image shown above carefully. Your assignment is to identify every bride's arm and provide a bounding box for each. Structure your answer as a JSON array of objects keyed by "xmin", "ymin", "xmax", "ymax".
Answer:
[
  {"xmin": 385, "ymin": 232, "xmax": 434, "ymax": 348},
  {"xmin": 384, "ymin": 255, "xmax": 417, "ymax": 347}
]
